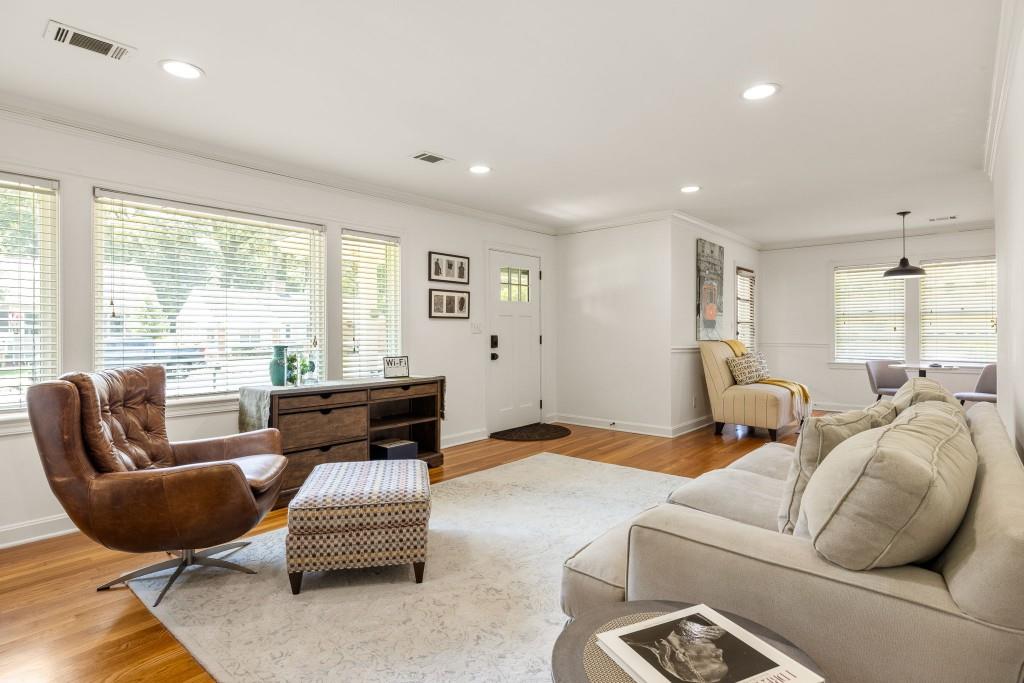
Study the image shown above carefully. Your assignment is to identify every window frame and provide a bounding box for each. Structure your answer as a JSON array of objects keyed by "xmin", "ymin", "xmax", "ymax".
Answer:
[
  {"xmin": 831, "ymin": 262, "xmax": 907, "ymax": 364},
  {"xmin": 735, "ymin": 266, "xmax": 756, "ymax": 350},
  {"xmin": 92, "ymin": 188, "xmax": 326, "ymax": 399},
  {"xmin": 0, "ymin": 171, "xmax": 60, "ymax": 414},
  {"xmin": 918, "ymin": 255, "xmax": 997, "ymax": 364}
]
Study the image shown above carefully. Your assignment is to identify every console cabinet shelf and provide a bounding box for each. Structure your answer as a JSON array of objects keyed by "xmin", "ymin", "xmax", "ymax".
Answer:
[{"xmin": 239, "ymin": 376, "xmax": 444, "ymax": 508}]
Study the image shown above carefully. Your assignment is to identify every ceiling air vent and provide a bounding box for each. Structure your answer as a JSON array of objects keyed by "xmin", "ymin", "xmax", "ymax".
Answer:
[
  {"xmin": 928, "ymin": 215, "xmax": 958, "ymax": 223},
  {"xmin": 44, "ymin": 21, "xmax": 134, "ymax": 61},
  {"xmin": 412, "ymin": 152, "xmax": 449, "ymax": 164}
]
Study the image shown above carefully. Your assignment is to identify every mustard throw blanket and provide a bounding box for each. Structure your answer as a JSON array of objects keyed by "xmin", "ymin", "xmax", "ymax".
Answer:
[{"xmin": 724, "ymin": 340, "xmax": 810, "ymax": 405}]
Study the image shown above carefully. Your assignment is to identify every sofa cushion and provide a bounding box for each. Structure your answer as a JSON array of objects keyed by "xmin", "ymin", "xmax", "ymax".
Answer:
[
  {"xmin": 892, "ymin": 377, "xmax": 963, "ymax": 414},
  {"xmin": 727, "ymin": 442, "xmax": 794, "ymax": 480},
  {"xmin": 561, "ymin": 516, "xmax": 634, "ymax": 618},
  {"xmin": 799, "ymin": 402, "xmax": 978, "ymax": 570},
  {"xmin": 668, "ymin": 469, "xmax": 783, "ymax": 530},
  {"xmin": 863, "ymin": 396, "xmax": 898, "ymax": 425},
  {"xmin": 777, "ymin": 408, "xmax": 881, "ymax": 534}
]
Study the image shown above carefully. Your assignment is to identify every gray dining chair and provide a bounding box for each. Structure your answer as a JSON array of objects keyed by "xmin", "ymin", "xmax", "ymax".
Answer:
[
  {"xmin": 865, "ymin": 359, "xmax": 909, "ymax": 400},
  {"xmin": 955, "ymin": 364, "xmax": 997, "ymax": 405}
]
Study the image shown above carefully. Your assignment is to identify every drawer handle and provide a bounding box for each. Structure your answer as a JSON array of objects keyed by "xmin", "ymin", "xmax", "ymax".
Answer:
[
  {"xmin": 320, "ymin": 408, "xmax": 333, "ymax": 415},
  {"xmin": 319, "ymin": 445, "xmax": 332, "ymax": 452},
  {"xmin": 319, "ymin": 393, "xmax": 333, "ymax": 399},
  {"xmin": 400, "ymin": 385, "xmax": 411, "ymax": 391}
]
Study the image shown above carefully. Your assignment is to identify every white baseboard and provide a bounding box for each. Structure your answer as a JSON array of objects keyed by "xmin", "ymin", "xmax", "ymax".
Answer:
[
  {"xmin": 814, "ymin": 402, "xmax": 864, "ymax": 412},
  {"xmin": 547, "ymin": 413, "xmax": 712, "ymax": 439},
  {"xmin": 441, "ymin": 428, "xmax": 490, "ymax": 449},
  {"xmin": 0, "ymin": 512, "xmax": 76, "ymax": 549},
  {"xmin": 670, "ymin": 415, "xmax": 714, "ymax": 437}
]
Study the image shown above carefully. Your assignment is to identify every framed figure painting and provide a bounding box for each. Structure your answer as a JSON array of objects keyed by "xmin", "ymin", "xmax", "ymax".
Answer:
[
  {"xmin": 697, "ymin": 238, "xmax": 724, "ymax": 340},
  {"xmin": 428, "ymin": 252, "xmax": 470, "ymax": 285},
  {"xmin": 429, "ymin": 288, "xmax": 470, "ymax": 319}
]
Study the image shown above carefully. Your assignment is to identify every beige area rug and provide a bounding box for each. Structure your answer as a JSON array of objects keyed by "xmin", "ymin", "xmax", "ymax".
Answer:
[{"xmin": 129, "ymin": 453, "xmax": 685, "ymax": 682}]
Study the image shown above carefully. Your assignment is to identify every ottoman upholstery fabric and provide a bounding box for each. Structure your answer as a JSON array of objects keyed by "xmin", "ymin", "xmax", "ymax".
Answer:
[{"xmin": 286, "ymin": 460, "xmax": 431, "ymax": 576}]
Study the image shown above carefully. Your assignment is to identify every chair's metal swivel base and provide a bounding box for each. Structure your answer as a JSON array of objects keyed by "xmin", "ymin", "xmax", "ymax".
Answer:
[{"xmin": 96, "ymin": 541, "xmax": 255, "ymax": 606}]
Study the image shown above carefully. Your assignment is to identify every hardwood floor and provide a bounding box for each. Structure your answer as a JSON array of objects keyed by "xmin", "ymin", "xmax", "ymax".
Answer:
[{"xmin": 0, "ymin": 421, "xmax": 796, "ymax": 682}]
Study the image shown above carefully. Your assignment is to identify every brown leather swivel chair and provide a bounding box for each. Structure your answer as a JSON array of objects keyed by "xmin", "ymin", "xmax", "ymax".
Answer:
[{"xmin": 27, "ymin": 365, "xmax": 286, "ymax": 605}]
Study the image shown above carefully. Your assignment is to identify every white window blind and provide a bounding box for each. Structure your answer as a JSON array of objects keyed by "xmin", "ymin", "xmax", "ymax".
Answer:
[
  {"xmin": 0, "ymin": 173, "xmax": 58, "ymax": 412},
  {"xmin": 920, "ymin": 257, "xmax": 997, "ymax": 364},
  {"xmin": 834, "ymin": 264, "xmax": 905, "ymax": 363},
  {"xmin": 736, "ymin": 267, "xmax": 756, "ymax": 349},
  {"xmin": 341, "ymin": 230, "xmax": 401, "ymax": 379},
  {"xmin": 94, "ymin": 190, "xmax": 324, "ymax": 397}
]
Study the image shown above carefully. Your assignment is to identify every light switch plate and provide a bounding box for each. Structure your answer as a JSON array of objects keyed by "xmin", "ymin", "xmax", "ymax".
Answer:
[{"xmin": 470, "ymin": 322, "xmax": 483, "ymax": 334}]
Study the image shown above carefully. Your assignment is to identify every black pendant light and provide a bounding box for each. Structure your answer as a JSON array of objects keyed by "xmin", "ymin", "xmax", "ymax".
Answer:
[{"xmin": 883, "ymin": 210, "xmax": 926, "ymax": 279}]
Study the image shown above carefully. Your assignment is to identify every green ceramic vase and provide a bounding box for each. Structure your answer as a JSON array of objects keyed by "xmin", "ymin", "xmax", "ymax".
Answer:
[{"xmin": 269, "ymin": 345, "xmax": 287, "ymax": 386}]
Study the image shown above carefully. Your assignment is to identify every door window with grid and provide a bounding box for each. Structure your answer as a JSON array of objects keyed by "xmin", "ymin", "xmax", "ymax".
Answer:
[
  {"xmin": 0, "ymin": 173, "xmax": 58, "ymax": 412},
  {"xmin": 94, "ymin": 190, "xmax": 325, "ymax": 397},
  {"xmin": 341, "ymin": 230, "xmax": 401, "ymax": 378},
  {"xmin": 736, "ymin": 267, "xmax": 755, "ymax": 349},
  {"xmin": 499, "ymin": 267, "xmax": 530, "ymax": 302}
]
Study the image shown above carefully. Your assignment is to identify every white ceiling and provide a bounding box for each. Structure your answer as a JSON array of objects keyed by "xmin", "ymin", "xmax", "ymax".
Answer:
[{"xmin": 0, "ymin": 1, "xmax": 1001, "ymax": 243}]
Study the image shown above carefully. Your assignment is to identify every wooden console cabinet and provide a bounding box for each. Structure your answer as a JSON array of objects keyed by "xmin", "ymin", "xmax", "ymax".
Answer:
[{"xmin": 239, "ymin": 376, "xmax": 444, "ymax": 508}]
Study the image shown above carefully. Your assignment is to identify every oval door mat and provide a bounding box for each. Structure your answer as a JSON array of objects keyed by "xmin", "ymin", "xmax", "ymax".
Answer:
[{"xmin": 490, "ymin": 423, "xmax": 571, "ymax": 441}]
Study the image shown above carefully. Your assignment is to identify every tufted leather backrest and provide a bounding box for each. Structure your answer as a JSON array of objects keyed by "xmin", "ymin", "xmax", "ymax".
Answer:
[{"xmin": 62, "ymin": 366, "xmax": 174, "ymax": 472}]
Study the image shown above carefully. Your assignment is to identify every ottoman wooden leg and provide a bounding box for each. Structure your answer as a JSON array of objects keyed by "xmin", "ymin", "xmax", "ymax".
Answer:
[
  {"xmin": 289, "ymin": 571, "xmax": 303, "ymax": 595},
  {"xmin": 413, "ymin": 561, "xmax": 425, "ymax": 584}
]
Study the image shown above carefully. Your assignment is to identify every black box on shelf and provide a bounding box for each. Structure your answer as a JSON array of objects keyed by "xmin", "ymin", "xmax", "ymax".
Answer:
[{"xmin": 370, "ymin": 439, "xmax": 419, "ymax": 461}]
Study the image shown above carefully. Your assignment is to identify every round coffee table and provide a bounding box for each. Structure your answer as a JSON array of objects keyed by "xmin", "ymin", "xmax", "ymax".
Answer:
[{"xmin": 551, "ymin": 600, "xmax": 823, "ymax": 683}]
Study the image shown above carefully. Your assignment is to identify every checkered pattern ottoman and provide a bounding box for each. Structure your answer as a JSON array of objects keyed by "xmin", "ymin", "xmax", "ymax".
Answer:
[{"xmin": 285, "ymin": 459, "xmax": 431, "ymax": 594}]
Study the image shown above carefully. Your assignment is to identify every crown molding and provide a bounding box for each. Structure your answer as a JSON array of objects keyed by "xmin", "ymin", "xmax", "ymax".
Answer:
[
  {"xmin": 0, "ymin": 94, "xmax": 556, "ymax": 236},
  {"xmin": 758, "ymin": 220, "xmax": 995, "ymax": 252},
  {"xmin": 985, "ymin": 0, "xmax": 1024, "ymax": 178},
  {"xmin": 557, "ymin": 209, "xmax": 761, "ymax": 249},
  {"xmin": 668, "ymin": 211, "xmax": 761, "ymax": 250}
]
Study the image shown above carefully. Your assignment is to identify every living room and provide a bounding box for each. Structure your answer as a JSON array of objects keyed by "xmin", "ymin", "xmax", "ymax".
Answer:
[{"xmin": 1, "ymin": 2, "xmax": 1023, "ymax": 682}]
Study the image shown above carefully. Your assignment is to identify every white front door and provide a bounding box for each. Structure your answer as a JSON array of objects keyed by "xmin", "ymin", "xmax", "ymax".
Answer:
[{"xmin": 486, "ymin": 250, "xmax": 542, "ymax": 433}]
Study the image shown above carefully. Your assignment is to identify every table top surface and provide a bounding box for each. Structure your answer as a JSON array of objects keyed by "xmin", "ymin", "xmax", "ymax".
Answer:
[
  {"xmin": 889, "ymin": 362, "xmax": 960, "ymax": 370},
  {"xmin": 552, "ymin": 600, "xmax": 823, "ymax": 683},
  {"xmin": 239, "ymin": 375, "xmax": 445, "ymax": 396}
]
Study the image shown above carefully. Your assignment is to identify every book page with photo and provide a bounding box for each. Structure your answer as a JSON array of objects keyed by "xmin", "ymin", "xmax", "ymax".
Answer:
[{"xmin": 596, "ymin": 605, "xmax": 822, "ymax": 683}]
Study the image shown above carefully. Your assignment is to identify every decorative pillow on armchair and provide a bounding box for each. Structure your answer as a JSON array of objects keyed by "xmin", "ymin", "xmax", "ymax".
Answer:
[{"xmin": 726, "ymin": 352, "xmax": 769, "ymax": 385}]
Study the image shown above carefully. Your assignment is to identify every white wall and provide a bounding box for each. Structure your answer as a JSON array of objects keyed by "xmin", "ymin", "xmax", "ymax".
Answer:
[
  {"xmin": 0, "ymin": 112, "xmax": 558, "ymax": 547},
  {"xmin": 553, "ymin": 213, "xmax": 758, "ymax": 437},
  {"xmin": 759, "ymin": 228, "xmax": 995, "ymax": 410},
  {"xmin": 993, "ymin": 0, "xmax": 1024, "ymax": 451},
  {"xmin": 554, "ymin": 218, "xmax": 672, "ymax": 433},
  {"xmin": 669, "ymin": 215, "xmax": 759, "ymax": 433}
]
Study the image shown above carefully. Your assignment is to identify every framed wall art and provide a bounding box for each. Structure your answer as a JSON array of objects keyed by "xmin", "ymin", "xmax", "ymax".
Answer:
[
  {"xmin": 428, "ymin": 251, "xmax": 470, "ymax": 284},
  {"xmin": 429, "ymin": 288, "xmax": 471, "ymax": 319},
  {"xmin": 696, "ymin": 237, "xmax": 724, "ymax": 340}
]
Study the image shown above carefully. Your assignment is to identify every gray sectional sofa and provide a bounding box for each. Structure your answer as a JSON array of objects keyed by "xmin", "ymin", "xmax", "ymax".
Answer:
[{"xmin": 561, "ymin": 389, "xmax": 1024, "ymax": 682}]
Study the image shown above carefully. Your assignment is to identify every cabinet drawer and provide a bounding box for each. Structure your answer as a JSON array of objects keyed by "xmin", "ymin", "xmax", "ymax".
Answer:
[
  {"xmin": 282, "ymin": 441, "xmax": 368, "ymax": 491},
  {"xmin": 278, "ymin": 390, "xmax": 367, "ymax": 412},
  {"xmin": 279, "ymin": 406, "xmax": 367, "ymax": 451},
  {"xmin": 370, "ymin": 383, "xmax": 437, "ymax": 401}
]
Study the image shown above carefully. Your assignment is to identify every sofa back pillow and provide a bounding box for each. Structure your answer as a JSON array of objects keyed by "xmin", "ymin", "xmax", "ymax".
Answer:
[
  {"xmin": 863, "ymin": 396, "xmax": 898, "ymax": 426},
  {"xmin": 725, "ymin": 352, "xmax": 769, "ymax": 385},
  {"xmin": 799, "ymin": 401, "xmax": 978, "ymax": 570},
  {"xmin": 892, "ymin": 376, "xmax": 963, "ymax": 414},
  {"xmin": 777, "ymin": 408, "xmax": 878, "ymax": 534}
]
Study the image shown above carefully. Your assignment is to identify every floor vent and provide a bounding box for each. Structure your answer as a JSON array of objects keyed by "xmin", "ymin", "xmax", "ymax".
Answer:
[
  {"xmin": 44, "ymin": 20, "xmax": 135, "ymax": 61},
  {"xmin": 412, "ymin": 152, "xmax": 449, "ymax": 164}
]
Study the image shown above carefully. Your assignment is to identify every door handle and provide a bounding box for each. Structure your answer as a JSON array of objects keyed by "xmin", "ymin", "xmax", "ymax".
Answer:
[{"xmin": 490, "ymin": 353, "xmax": 499, "ymax": 361}]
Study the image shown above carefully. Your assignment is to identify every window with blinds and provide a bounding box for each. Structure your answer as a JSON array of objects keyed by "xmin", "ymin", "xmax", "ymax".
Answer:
[
  {"xmin": 0, "ymin": 173, "xmax": 58, "ymax": 412},
  {"xmin": 94, "ymin": 190, "xmax": 325, "ymax": 397},
  {"xmin": 920, "ymin": 257, "xmax": 997, "ymax": 363},
  {"xmin": 736, "ymin": 267, "xmax": 756, "ymax": 349},
  {"xmin": 341, "ymin": 230, "xmax": 401, "ymax": 378},
  {"xmin": 834, "ymin": 264, "xmax": 905, "ymax": 363}
]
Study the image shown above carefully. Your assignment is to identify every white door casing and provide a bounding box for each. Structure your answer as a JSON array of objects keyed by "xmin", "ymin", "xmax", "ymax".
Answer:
[{"xmin": 486, "ymin": 250, "xmax": 541, "ymax": 433}]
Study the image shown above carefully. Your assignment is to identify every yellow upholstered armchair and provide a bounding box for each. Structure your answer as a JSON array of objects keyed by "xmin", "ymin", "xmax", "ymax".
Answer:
[{"xmin": 699, "ymin": 341, "xmax": 807, "ymax": 440}]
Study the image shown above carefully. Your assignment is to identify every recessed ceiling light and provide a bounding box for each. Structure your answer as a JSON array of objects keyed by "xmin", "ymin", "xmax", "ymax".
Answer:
[
  {"xmin": 469, "ymin": 165, "xmax": 491, "ymax": 175},
  {"xmin": 742, "ymin": 83, "xmax": 780, "ymax": 101},
  {"xmin": 160, "ymin": 60, "xmax": 204, "ymax": 79},
  {"xmin": 680, "ymin": 185, "xmax": 701, "ymax": 193}
]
